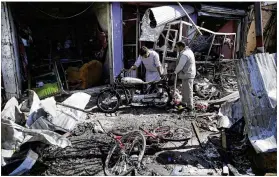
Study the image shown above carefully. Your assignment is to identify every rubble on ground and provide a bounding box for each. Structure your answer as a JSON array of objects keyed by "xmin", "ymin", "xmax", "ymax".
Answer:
[{"xmin": 0, "ymin": 64, "xmax": 261, "ymax": 176}]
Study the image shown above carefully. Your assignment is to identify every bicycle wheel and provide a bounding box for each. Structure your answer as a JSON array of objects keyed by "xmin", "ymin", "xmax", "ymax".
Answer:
[
  {"xmin": 111, "ymin": 126, "xmax": 136, "ymax": 136},
  {"xmin": 152, "ymin": 126, "xmax": 171, "ymax": 136},
  {"xmin": 161, "ymin": 127, "xmax": 192, "ymax": 141},
  {"xmin": 104, "ymin": 130, "xmax": 146, "ymax": 176},
  {"xmin": 97, "ymin": 90, "xmax": 121, "ymax": 113}
]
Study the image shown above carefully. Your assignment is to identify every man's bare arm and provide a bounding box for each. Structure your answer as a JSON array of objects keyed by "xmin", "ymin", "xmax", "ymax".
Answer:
[{"xmin": 156, "ymin": 66, "xmax": 162, "ymax": 76}]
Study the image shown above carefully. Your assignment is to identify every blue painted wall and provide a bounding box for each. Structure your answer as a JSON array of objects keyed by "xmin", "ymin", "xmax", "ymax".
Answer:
[{"xmin": 112, "ymin": 2, "xmax": 124, "ymax": 78}]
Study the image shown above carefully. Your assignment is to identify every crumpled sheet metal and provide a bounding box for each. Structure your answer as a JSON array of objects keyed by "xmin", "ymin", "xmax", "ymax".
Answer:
[
  {"xmin": 27, "ymin": 91, "xmax": 91, "ymax": 132},
  {"xmin": 140, "ymin": 5, "xmax": 194, "ymax": 42},
  {"xmin": 55, "ymin": 92, "xmax": 91, "ymax": 131},
  {"xmin": 236, "ymin": 53, "xmax": 277, "ymax": 153},
  {"xmin": 2, "ymin": 119, "xmax": 72, "ymax": 150},
  {"xmin": 200, "ymin": 4, "xmax": 246, "ymax": 16},
  {"xmin": 217, "ymin": 99, "xmax": 243, "ymax": 129},
  {"xmin": 1, "ymin": 97, "xmax": 25, "ymax": 124},
  {"xmin": 140, "ymin": 15, "xmax": 164, "ymax": 42},
  {"xmin": 1, "ymin": 118, "xmax": 71, "ymax": 166},
  {"xmin": 208, "ymin": 91, "xmax": 239, "ymax": 105}
]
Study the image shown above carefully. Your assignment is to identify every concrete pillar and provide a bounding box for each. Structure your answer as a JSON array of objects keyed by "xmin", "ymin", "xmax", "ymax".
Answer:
[{"xmin": 1, "ymin": 2, "xmax": 21, "ymax": 99}]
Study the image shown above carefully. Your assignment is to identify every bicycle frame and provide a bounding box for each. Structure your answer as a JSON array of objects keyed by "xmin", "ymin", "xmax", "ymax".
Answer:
[
  {"xmin": 112, "ymin": 134, "xmax": 125, "ymax": 149},
  {"xmin": 97, "ymin": 120, "xmax": 126, "ymax": 149},
  {"xmin": 109, "ymin": 127, "xmax": 162, "ymax": 148},
  {"xmin": 139, "ymin": 127, "xmax": 157, "ymax": 139},
  {"xmin": 112, "ymin": 126, "xmax": 170, "ymax": 142}
]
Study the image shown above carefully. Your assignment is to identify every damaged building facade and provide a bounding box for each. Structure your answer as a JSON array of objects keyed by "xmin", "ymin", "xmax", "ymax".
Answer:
[
  {"xmin": 1, "ymin": 2, "xmax": 255, "ymax": 100},
  {"xmin": 1, "ymin": 1, "xmax": 277, "ymax": 176},
  {"xmin": 115, "ymin": 2, "xmax": 253, "ymax": 79},
  {"xmin": 2, "ymin": 2, "xmax": 114, "ymax": 100},
  {"xmin": 2, "ymin": 2, "xmax": 276, "ymax": 98}
]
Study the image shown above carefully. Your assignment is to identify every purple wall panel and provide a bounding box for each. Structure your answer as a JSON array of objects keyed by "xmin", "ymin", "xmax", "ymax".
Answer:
[{"xmin": 112, "ymin": 2, "xmax": 124, "ymax": 78}]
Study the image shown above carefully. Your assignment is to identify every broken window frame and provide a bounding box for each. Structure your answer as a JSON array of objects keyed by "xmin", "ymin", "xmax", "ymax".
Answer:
[
  {"xmin": 161, "ymin": 20, "xmax": 237, "ymax": 63},
  {"xmin": 156, "ymin": 19, "xmax": 238, "ymax": 90},
  {"xmin": 154, "ymin": 28, "xmax": 178, "ymax": 52}
]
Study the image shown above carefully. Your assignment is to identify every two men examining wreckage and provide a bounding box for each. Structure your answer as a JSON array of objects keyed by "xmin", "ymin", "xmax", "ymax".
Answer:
[{"xmin": 130, "ymin": 41, "xmax": 196, "ymax": 112}]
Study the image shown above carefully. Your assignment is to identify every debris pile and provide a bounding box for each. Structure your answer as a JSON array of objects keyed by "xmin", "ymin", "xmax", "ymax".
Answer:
[
  {"xmin": 1, "ymin": 90, "xmax": 93, "ymax": 175},
  {"xmin": 30, "ymin": 133, "xmax": 112, "ymax": 176}
]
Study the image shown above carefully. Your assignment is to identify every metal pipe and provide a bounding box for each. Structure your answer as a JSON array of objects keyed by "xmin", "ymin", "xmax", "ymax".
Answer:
[
  {"xmin": 136, "ymin": 6, "xmax": 143, "ymax": 79},
  {"xmin": 206, "ymin": 34, "xmax": 216, "ymax": 67},
  {"xmin": 169, "ymin": 20, "xmax": 236, "ymax": 36},
  {"xmin": 54, "ymin": 61, "xmax": 69, "ymax": 95},
  {"xmin": 123, "ymin": 18, "xmax": 138, "ymax": 22},
  {"xmin": 179, "ymin": 19, "xmax": 183, "ymax": 41},
  {"xmin": 254, "ymin": 2, "xmax": 264, "ymax": 53},
  {"xmin": 233, "ymin": 34, "xmax": 236, "ymax": 59},
  {"xmin": 123, "ymin": 44, "xmax": 137, "ymax": 47},
  {"xmin": 56, "ymin": 102, "xmax": 95, "ymax": 115},
  {"xmin": 177, "ymin": 2, "xmax": 202, "ymax": 35},
  {"xmin": 219, "ymin": 35, "xmax": 226, "ymax": 60},
  {"xmin": 189, "ymin": 21, "xmax": 205, "ymax": 45}
]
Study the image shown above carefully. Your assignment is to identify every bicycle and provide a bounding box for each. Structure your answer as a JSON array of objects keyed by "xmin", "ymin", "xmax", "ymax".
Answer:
[
  {"xmin": 97, "ymin": 120, "xmax": 146, "ymax": 176},
  {"xmin": 98, "ymin": 120, "xmax": 192, "ymax": 176},
  {"xmin": 111, "ymin": 123, "xmax": 193, "ymax": 149}
]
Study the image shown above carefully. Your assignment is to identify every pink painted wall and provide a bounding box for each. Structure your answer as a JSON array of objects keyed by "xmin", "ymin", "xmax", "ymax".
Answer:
[{"xmin": 215, "ymin": 20, "xmax": 237, "ymax": 59}]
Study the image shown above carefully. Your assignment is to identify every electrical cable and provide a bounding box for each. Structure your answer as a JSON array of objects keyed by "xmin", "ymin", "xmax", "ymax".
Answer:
[{"xmin": 28, "ymin": 2, "xmax": 94, "ymax": 19}]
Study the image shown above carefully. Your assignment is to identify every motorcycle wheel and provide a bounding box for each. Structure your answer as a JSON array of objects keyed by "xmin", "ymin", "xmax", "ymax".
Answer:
[
  {"xmin": 97, "ymin": 90, "xmax": 121, "ymax": 113},
  {"xmin": 149, "ymin": 86, "xmax": 171, "ymax": 108}
]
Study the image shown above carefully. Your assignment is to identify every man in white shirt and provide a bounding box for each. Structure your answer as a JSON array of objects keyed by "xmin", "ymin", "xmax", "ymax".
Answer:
[
  {"xmin": 130, "ymin": 46, "xmax": 163, "ymax": 82},
  {"xmin": 174, "ymin": 41, "xmax": 196, "ymax": 111}
]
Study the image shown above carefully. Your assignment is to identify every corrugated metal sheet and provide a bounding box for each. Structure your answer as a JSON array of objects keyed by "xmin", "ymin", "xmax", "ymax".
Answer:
[
  {"xmin": 147, "ymin": 5, "xmax": 194, "ymax": 28},
  {"xmin": 200, "ymin": 4, "xmax": 246, "ymax": 16},
  {"xmin": 140, "ymin": 5, "xmax": 194, "ymax": 42},
  {"xmin": 218, "ymin": 98, "xmax": 243, "ymax": 129},
  {"xmin": 236, "ymin": 53, "xmax": 277, "ymax": 153},
  {"xmin": 198, "ymin": 12, "xmax": 241, "ymax": 20}
]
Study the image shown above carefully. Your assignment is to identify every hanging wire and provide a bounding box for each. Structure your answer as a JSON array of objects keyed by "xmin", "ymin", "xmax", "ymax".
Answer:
[{"xmin": 28, "ymin": 2, "xmax": 94, "ymax": 19}]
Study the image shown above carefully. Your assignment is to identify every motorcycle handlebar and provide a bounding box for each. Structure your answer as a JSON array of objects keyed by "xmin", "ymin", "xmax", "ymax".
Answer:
[{"xmin": 161, "ymin": 73, "xmax": 176, "ymax": 80}]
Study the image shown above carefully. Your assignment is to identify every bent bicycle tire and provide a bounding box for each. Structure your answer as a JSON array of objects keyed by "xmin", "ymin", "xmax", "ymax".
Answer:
[
  {"xmin": 111, "ymin": 126, "xmax": 136, "ymax": 136},
  {"xmin": 156, "ymin": 127, "xmax": 193, "ymax": 142},
  {"xmin": 104, "ymin": 130, "xmax": 146, "ymax": 176}
]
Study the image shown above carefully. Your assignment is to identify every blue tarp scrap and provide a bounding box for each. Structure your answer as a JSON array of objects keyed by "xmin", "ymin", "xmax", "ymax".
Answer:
[{"xmin": 9, "ymin": 150, "xmax": 38, "ymax": 176}]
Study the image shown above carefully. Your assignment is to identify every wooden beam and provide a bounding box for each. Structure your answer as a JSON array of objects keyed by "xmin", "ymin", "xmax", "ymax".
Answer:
[{"xmin": 191, "ymin": 121, "xmax": 204, "ymax": 148}]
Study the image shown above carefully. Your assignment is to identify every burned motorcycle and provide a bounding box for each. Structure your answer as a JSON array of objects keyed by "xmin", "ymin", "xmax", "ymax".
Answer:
[{"xmin": 97, "ymin": 69, "xmax": 171, "ymax": 113}]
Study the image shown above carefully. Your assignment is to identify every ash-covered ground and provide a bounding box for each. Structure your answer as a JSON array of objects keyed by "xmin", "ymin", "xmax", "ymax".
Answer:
[{"xmin": 23, "ymin": 104, "xmax": 253, "ymax": 176}]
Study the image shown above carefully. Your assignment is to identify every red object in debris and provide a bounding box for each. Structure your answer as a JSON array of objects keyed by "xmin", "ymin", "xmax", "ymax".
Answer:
[
  {"xmin": 195, "ymin": 101, "xmax": 209, "ymax": 111},
  {"xmin": 174, "ymin": 100, "xmax": 181, "ymax": 105},
  {"xmin": 98, "ymin": 32, "xmax": 108, "ymax": 49}
]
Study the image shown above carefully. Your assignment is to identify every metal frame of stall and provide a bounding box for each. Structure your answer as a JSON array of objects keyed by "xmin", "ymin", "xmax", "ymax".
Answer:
[
  {"xmin": 158, "ymin": 20, "xmax": 236, "ymax": 63},
  {"xmin": 122, "ymin": 5, "xmax": 142, "ymax": 78},
  {"xmin": 155, "ymin": 19, "xmax": 237, "ymax": 88}
]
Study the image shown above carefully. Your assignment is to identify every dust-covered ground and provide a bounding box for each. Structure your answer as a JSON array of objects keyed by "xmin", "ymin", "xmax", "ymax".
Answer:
[
  {"xmin": 1, "ymin": 84, "xmax": 255, "ymax": 176},
  {"xmin": 10, "ymin": 102, "xmax": 252, "ymax": 176}
]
